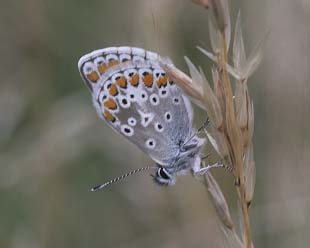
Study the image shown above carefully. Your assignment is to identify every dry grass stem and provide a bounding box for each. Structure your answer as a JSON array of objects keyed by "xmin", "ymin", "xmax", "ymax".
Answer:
[
  {"xmin": 233, "ymin": 11, "xmax": 246, "ymax": 73},
  {"xmin": 161, "ymin": 1, "xmax": 263, "ymax": 247}
]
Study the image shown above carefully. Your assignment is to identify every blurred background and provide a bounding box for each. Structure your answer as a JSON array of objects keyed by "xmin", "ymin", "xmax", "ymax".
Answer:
[{"xmin": 1, "ymin": 0, "xmax": 310, "ymax": 247}]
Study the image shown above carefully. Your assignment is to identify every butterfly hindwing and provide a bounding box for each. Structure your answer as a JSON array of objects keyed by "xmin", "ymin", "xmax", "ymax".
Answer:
[
  {"xmin": 78, "ymin": 46, "xmax": 159, "ymax": 92},
  {"xmin": 78, "ymin": 46, "xmax": 195, "ymax": 167},
  {"xmin": 92, "ymin": 61, "xmax": 193, "ymax": 166}
]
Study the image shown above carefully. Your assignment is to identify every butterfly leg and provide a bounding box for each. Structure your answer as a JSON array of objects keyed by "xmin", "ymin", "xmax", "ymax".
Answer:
[
  {"xmin": 194, "ymin": 163, "xmax": 224, "ymax": 176},
  {"xmin": 191, "ymin": 155, "xmax": 223, "ymax": 177}
]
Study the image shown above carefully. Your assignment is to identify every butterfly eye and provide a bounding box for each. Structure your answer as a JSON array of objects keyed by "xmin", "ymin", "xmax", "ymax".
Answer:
[{"xmin": 158, "ymin": 168, "xmax": 171, "ymax": 180}]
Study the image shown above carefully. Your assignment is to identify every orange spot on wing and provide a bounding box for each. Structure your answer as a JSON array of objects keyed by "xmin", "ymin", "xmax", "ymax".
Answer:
[
  {"xmin": 86, "ymin": 71, "xmax": 99, "ymax": 83},
  {"xmin": 130, "ymin": 73, "xmax": 139, "ymax": 86},
  {"xmin": 142, "ymin": 73, "xmax": 153, "ymax": 87},
  {"xmin": 156, "ymin": 75, "xmax": 168, "ymax": 88},
  {"xmin": 108, "ymin": 60, "xmax": 119, "ymax": 67},
  {"xmin": 116, "ymin": 76, "xmax": 127, "ymax": 88},
  {"xmin": 103, "ymin": 110, "xmax": 116, "ymax": 123},
  {"xmin": 98, "ymin": 64, "xmax": 108, "ymax": 74},
  {"xmin": 103, "ymin": 98, "xmax": 117, "ymax": 110},
  {"xmin": 109, "ymin": 84, "xmax": 118, "ymax": 96}
]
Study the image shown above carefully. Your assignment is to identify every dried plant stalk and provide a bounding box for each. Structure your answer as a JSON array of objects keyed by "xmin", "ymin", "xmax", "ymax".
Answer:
[{"xmin": 161, "ymin": 1, "xmax": 263, "ymax": 247}]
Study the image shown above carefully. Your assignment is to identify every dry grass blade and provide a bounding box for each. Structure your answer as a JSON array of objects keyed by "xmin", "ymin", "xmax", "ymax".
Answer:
[
  {"xmin": 198, "ymin": 68, "xmax": 224, "ymax": 129},
  {"xmin": 241, "ymin": 31, "xmax": 269, "ymax": 79},
  {"xmin": 221, "ymin": 226, "xmax": 244, "ymax": 248},
  {"xmin": 159, "ymin": 58, "xmax": 206, "ymax": 110},
  {"xmin": 204, "ymin": 172, "xmax": 234, "ymax": 229},
  {"xmin": 204, "ymin": 120, "xmax": 230, "ymax": 161},
  {"xmin": 221, "ymin": 0, "xmax": 231, "ymax": 50},
  {"xmin": 235, "ymin": 80, "xmax": 248, "ymax": 130},
  {"xmin": 209, "ymin": 14, "xmax": 222, "ymax": 54},
  {"xmin": 233, "ymin": 11, "xmax": 246, "ymax": 73},
  {"xmin": 212, "ymin": 67, "xmax": 225, "ymax": 115},
  {"xmin": 244, "ymin": 143, "xmax": 256, "ymax": 205},
  {"xmin": 184, "ymin": 56, "xmax": 204, "ymax": 91},
  {"xmin": 248, "ymin": 101, "xmax": 255, "ymax": 144},
  {"xmin": 209, "ymin": 0, "xmax": 229, "ymax": 37},
  {"xmin": 197, "ymin": 46, "xmax": 240, "ymax": 79}
]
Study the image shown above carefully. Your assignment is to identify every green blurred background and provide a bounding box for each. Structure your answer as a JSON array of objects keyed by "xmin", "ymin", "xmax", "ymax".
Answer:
[{"xmin": 1, "ymin": 0, "xmax": 310, "ymax": 247}]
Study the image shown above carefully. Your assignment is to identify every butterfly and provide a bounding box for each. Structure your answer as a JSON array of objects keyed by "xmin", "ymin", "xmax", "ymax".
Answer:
[{"xmin": 78, "ymin": 46, "xmax": 217, "ymax": 191}]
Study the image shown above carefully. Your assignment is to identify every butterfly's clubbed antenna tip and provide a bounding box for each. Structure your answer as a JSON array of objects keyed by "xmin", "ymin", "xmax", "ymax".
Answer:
[{"xmin": 90, "ymin": 184, "xmax": 105, "ymax": 192}]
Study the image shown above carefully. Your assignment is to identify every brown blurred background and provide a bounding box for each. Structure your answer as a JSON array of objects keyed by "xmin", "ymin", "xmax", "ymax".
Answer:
[{"xmin": 1, "ymin": 0, "xmax": 310, "ymax": 247}]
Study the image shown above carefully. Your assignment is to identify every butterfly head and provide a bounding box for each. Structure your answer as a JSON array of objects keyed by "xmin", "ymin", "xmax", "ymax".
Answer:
[{"xmin": 152, "ymin": 167, "xmax": 176, "ymax": 186}]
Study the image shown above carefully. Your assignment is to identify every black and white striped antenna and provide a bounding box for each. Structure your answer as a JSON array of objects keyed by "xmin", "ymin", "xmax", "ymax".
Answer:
[{"xmin": 90, "ymin": 166, "xmax": 158, "ymax": 192}]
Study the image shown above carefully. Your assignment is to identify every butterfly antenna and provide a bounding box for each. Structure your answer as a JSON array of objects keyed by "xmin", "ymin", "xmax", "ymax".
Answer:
[{"xmin": 90, "ymin": 166, "xmax": 158, "ymax": 192}]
